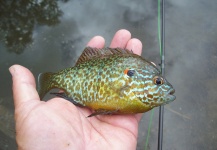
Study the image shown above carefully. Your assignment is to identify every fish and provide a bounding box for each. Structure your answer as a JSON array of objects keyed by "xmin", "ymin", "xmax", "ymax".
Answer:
[{"xmin": 38, "ymin": 47, "xmax": 175, "ymax": 117}]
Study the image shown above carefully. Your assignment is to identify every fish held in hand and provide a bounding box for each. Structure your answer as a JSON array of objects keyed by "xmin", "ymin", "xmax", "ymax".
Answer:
[{"xmin": 38, "ymin": 47, "xmax": 175, "ymax": 117}]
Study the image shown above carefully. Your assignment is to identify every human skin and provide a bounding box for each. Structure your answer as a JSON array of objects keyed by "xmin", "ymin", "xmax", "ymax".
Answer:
[{"xmin": 9, "ymin": 29, "xmax": 143, "ymax": 150}]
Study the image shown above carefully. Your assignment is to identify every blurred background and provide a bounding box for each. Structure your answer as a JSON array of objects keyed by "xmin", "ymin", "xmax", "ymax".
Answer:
[{"xmin": 0, "ymin": 0, "xmax": 217, "ymax": 149}]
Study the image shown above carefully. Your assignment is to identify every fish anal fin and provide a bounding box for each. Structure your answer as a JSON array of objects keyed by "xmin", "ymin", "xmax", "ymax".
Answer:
[
  {"xmin": 50, "ymin": 92, "xmax": 84, "ymax": 107},
  {"xmin": 87, "ymin": 109, "xmax": 119, "ymax": 117}
]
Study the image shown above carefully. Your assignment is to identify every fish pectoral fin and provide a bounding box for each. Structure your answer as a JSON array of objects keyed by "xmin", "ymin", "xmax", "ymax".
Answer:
[
  {"xmin": 87, "ymin": 109, "xmax": 119, "ymax": 117},
  {"xmin": 119, "ymin": 85, "xmax": 131, "ymax": 97},
  {"xmin": 50, "ymin": 92, "xmax": 84, "ymax": 107}
]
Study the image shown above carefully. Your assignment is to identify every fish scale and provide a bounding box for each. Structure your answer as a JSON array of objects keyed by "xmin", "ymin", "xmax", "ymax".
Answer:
[{"xmin": 38, "ymin": 47, "xmax": 175, "ymax": 117}]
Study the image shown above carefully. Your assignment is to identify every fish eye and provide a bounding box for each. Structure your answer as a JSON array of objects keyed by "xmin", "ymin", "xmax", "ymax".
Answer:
[
  {"xmin": 124, "ymin": 69, "xmax": 135, "ymax": 77},
  {"xmin": 153, "ymin": 76, "xmax": 164, "ymax": 85}
]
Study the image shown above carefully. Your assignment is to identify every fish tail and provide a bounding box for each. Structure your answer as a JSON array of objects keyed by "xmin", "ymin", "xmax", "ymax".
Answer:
[{"xmin": 38, "ymin": 72, "xmax": 56, "ymax": 100}]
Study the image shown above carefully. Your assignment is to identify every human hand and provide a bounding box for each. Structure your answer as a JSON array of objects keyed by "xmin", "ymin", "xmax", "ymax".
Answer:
[{"xmin": 10, "ymin": 29, "xmax": 143, "ymax": 150}]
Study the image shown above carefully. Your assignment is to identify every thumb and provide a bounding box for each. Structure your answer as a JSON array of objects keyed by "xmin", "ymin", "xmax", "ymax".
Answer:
[{"xmin": 9, "ymin": 65, "xmax": 40, "ymax": 108}]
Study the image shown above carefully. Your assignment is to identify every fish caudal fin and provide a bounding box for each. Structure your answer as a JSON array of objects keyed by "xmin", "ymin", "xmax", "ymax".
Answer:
[{"xmin": 38, "ymin": 72, "xmax": 55, "ymax": 100}]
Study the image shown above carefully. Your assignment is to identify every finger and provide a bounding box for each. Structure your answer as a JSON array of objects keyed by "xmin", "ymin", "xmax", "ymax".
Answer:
[
  {"xmin": 135, "ymin": 113, "xmax": 143, "ymax": 122},
  {"xmin": 125, "ymin": 38, "xmax": 143, "ymax": 55},
  {"xmin": 87, "ymin": 36, "xmax": 105, "ymax": 48},
  {"xmin": 110, "ymin": 29, "xmax": 131, "ymax": 48},
  {"xmin": 9, "ymin": 65, "xmax": 40, "ymax": 107}
]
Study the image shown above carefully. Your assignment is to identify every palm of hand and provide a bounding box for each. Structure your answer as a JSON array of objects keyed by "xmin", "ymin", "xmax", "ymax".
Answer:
[
  {"xmin": 11, "ymin": 29, "xmax": 143, "ymax": 150},
  {"xmin": 16, "ymin": 98, "xmax": 139, "ymax": 149}
]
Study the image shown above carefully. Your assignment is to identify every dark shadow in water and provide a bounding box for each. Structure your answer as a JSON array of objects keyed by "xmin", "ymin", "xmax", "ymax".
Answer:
[{"xmin": 0, "ymin": 0, "xmax": 68, "ymax": 54}]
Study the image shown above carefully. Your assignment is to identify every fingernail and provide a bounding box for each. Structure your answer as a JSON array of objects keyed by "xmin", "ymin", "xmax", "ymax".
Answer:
[{"xmin": 9, "ymin": 66, "xmax": 15, "ymax": 76}]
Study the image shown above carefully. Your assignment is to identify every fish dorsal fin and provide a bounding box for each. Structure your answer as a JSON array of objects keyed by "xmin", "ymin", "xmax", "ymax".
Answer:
[{"xmin": 75, "ymin": 47, "xmax": 134, "ymax": 65}]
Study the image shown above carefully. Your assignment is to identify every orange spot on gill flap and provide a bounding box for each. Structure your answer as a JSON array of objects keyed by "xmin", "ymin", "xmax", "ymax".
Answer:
[{"xmin": 124, "ymin": 69, "xmax": 129, "ymax": 75}]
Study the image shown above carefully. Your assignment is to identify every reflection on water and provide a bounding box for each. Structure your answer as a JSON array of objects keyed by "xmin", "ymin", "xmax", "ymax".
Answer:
[
  {"xmin": 0, "ymin": 105, "xmax": 15, "ymax": 139},
  {"xmin": 61, "ymin": 36, "xmax": 84, "ymax": 66},
  {"xmin": 0, "ymin": 98, "xmax": 16, "ymax": 150},
  {"xmin": 0, "ymin": 0, "xmax": 66, "ymax": 54}
]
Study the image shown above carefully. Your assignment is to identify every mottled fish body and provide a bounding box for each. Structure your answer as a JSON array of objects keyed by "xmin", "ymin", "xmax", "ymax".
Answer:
[{"xmin": 38, "ymin": 47, "xmax": 175, "ymax": 116}]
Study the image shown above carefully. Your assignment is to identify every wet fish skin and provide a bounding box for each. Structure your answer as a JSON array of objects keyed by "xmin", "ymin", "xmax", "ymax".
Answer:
[{"xmin": 38, "ymin": 47, "xmax": 175, "ymax": 116}]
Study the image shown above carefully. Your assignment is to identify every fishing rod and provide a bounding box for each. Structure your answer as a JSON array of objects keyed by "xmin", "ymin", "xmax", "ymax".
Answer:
[
  {"xmin": 144, "ymin": 0, "xmax": 165, "ymax": 149},
  {"xmin": 158, "ymin": 0, "xmax": 165, "ymax": 149}
]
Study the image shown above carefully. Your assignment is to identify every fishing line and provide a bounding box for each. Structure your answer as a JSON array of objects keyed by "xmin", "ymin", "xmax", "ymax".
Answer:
[
  {"xmin": 144, "ymin": 0, "xmax": 165, "ymax": 150},
  {"xmin": 144, "ymin": 109, "xmax": 154, "ymax": 150}
]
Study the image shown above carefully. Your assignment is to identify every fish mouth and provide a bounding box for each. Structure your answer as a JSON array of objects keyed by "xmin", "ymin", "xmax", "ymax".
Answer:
[
  {"xmin": 168, "ymin": 89, "xmax": 175, "ymax": 95},
  {"xmin": 166, "ymin": 89, "xmax": 176, "ymax": 102}
]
